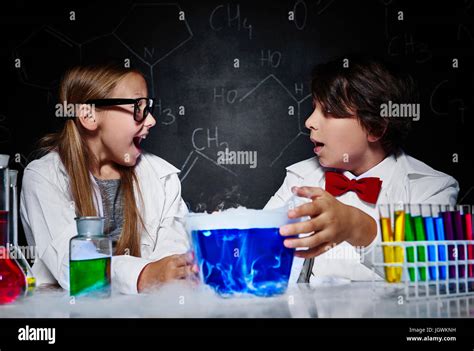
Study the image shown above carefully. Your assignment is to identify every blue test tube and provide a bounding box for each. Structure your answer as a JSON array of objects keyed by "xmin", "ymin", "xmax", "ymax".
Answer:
[
  {"xmin": 422, "ymin": 204, "xmax": 437, "ymax": 280},
  {"xmin": 432, "ymin": 204, "xmax": 447, "ymax": 280}
]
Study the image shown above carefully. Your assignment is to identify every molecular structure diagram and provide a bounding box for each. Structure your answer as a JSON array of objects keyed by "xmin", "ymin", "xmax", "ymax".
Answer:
[
  {"xmin": 11, "ymin": 3, "xmax": 191, "ymax": 166},
  {"xmin": 180, "ymin": 74, "xmax": 311, "ymax": 182},
  {"xmin": 12, "ymin": 3, "xmax": 192, "ymax": 96}
]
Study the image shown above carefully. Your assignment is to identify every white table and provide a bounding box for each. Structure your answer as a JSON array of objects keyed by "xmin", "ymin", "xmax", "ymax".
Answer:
[{"xmin": 1, "ymin": 281, "xmax": 473, "ymax": 318}]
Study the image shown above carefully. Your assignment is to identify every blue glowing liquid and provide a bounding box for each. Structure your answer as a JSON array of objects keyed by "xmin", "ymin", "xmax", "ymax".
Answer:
[
  {"xmin": 192, "ymin": 227, "xmax": 294, "ymax": 297},
  {"xmin": 424, "ymin": 216, "xmax": 437, "ymax": 280}
]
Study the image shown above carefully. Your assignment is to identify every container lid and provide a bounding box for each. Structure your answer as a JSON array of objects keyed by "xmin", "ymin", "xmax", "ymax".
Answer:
[
  {"xmin": 75, "ymin": 216, "xmax": 105, "ymax": 236},
  {"xmin": 0, "ymin": 154, "xmax": 9, "ymax": 168}
]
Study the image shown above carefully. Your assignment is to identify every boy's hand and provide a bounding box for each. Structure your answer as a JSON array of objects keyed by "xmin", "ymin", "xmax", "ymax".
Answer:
[
  {"xmin": 137, "ymin": 252, "xmax": 199, "ymax": 292},
  {"xmin": 279, "ymin": 186, "xmax": 377, "ymax": 259}
]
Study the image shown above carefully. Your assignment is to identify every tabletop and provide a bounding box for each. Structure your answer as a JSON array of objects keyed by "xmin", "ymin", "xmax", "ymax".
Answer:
[{"xmin": 1, "ymin": 280, "xmax": 473, "ymax": 318}]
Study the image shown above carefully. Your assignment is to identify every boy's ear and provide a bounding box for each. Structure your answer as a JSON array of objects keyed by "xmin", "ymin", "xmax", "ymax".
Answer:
[
  {"xmin": 367, "ymin": 123, "xmax": 388, "ymax": 143},
  {"xmin": 77, "ymin": 103, "xmax": 97, "ymax": 131},
  {"xmin": 368, "ymin": 133, "xmax": 382, "ymax": 143}
]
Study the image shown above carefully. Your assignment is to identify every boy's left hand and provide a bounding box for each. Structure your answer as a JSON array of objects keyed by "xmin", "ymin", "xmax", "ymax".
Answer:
[{"xmin": 279, "ymin": 186, "xmax": 377, "ymax": 259}]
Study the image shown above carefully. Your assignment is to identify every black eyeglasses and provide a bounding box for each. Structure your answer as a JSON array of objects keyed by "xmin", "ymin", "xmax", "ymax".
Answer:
[{"xmin": 86, "ymin": 98, "xmax": 155, "ymax": 122}]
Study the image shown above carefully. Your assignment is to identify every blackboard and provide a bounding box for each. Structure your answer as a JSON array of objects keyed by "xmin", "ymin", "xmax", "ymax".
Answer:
[{"xmin": 1, "ymin": 0, "xmax": 473, "ymax": 228}]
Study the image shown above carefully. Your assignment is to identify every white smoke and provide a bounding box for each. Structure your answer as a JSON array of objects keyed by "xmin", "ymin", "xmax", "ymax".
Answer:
[
  {"xmin": 0, "ymin": 282, "xmax": 319, "ymax": 318},
  {"xmin": 185, "ymin": 205, "xmax": 300, "ymax": 232}
]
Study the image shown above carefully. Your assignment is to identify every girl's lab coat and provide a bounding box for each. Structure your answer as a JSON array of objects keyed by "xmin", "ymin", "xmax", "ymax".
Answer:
[
  {"xmin": 264, "ymin": 151, "xmax": 459, "ymax": 284},
  {"xmin": 20, "ymin": 151, "xmax": 190, "ymax": 294}
]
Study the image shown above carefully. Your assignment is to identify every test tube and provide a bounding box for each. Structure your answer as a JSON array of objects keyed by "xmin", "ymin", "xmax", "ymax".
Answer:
[
  {"xmin": 458, "ymin": 205, "xmax": 471, "ymax": 279},
  {"xmin": 431, "ymin": 204, "xmax": 447, "ymax": 280},
  {"xmin": 442, "ymin": 205, "xmax": 456, "ymax": 279},
  {"xmin": 404, "ymin": 204, "xmax": 416, "ymax": 282},
  {"xmin": 421, "ymin": 204, "xmax": 437, "ymax": 280},
  {"xmin": 453, "ymin": 205, "xmax": 466, "ymax": 278},
  {"xmin": 467, "ymin": 206, "xmax": 474, "ymax": 278},
  {"xmin": 393, "ymin": 202, "xmax": 405, "ymax": 282},
  {"xmin": 411, "ymin": 204, "xmax": 427, "ymax": 281},
  {"xmin": 379, "ymin": 204, "xmax": 397, "ymax": 283}
]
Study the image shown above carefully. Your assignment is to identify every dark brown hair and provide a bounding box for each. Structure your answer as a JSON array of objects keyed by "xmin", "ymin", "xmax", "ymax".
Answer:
[{"xmin": 311, "ymin": 55, "xmax": 418, "ymax": 155}]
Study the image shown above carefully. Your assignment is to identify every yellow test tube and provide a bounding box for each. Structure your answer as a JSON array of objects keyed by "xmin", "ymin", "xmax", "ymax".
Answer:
[
  {"xmin": 380, "ymin": 215, "xmax": 397, "ymax": 282},
  {"xmin": 393, "ymin": 209, "xmax": 405, "ymax": 282}
]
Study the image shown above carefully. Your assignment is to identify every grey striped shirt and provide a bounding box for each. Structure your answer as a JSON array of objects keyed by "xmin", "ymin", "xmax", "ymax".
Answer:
[{"xmin": 94, "ymin": 176, "xmax": 124, "ymax": 252}]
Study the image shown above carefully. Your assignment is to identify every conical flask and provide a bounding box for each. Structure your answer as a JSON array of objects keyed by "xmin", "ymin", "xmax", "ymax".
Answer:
[{"xmin": 0, "ymin": 155, "xmax": 26, "ymax": 304}]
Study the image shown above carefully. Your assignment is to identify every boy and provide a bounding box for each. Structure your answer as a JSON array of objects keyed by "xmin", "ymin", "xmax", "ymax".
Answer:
[{"xmin": 265, "ymin": 56, "xmax": 459, "ymax": 284}]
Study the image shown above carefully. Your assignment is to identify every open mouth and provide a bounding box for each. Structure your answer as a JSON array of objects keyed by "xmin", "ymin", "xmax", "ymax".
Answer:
[
  {"xmin": 133, "ymin": 135, "xmax": 146, "ymax": 150},
  {"xmin": 313, "ymin": 141, "xmax": 325, "ymax": 154}
]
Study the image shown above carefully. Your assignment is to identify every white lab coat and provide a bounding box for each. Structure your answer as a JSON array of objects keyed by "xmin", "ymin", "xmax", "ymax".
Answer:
[
  {"xmin": 20, "ymin": 151, "xmax": 190, "ymax": 294},
  {"xmin": 264, "ymin": 151, "xmax": 459, "ymax": 284}
]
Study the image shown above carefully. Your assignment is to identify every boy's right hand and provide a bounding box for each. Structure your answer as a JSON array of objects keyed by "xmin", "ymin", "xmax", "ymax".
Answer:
[
  {"xmin": 137, "ymin": 252, "xmax": 198, "ymax": 292},
  {"xmin": 279, "ymin": 186, "xmax": 377, "ymax": 258}
]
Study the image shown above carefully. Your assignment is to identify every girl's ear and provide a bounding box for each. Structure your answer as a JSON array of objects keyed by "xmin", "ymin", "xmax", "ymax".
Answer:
[{"xmin": 77, "ymin": 103, "xmax": 98, "ymax": 131}]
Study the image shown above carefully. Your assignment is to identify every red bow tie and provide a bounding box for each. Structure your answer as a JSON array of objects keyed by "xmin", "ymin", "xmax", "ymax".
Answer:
[{"xmin": 325, "ymin": 171, "xmax": 382, "ymax": 204}]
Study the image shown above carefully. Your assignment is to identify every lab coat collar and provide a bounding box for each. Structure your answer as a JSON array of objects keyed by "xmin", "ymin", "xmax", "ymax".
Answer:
[
  {"xmin": 135, "ymin": 151, "xmax": 180, "ymax": 180},
  {"xmin": 285, "ymin": 151, "xmax": 412, "ymax": 203},
  {"xmin": 286, "ymin": 153, "xmax": 399, "ymax": 189},
  {"xmin": 342, "ymin": 153, "xmax": 397, "ymax": 183},
  {"xmin": 50, "ymin": 150, "xmax": 179, "ymax": 243},
  {"xmin": 53, "ymin": 149, "xmax": 179, "ymax": 180},
  {"xmin": 286, "ymin": 150, "xmax": 441, "ymax": 183}
]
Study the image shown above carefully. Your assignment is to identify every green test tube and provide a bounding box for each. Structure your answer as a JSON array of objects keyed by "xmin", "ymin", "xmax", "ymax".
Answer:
[
  {"xmin": 404, "ymin": 210, "xmax": 416, "ymax": 282},
  {"xmin": 412, "ymin": 204, "xmax": 427, "ymax": 282}
]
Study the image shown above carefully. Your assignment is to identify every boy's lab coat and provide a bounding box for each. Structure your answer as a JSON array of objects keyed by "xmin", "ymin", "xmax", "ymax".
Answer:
[
  {"xmin": 20, "ymin": 151, "xmax": 190, "ymax": 294},
  {"xmin": 264, "ymin": 151, "xmax": 459, "ymax": 284}
]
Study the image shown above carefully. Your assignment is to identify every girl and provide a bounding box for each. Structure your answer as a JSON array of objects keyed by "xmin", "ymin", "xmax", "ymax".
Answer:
[{"xmin": 20, "ymin": 64, "xmax": 196, "ymax": 294}]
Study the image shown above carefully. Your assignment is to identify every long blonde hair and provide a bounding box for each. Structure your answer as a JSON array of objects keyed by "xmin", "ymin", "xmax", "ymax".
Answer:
[{"xmin": 39, "ymin": 64, "xmax": 145, "ymax": 257}]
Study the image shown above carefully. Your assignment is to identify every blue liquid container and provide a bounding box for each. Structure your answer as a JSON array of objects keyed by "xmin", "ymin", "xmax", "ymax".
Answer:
[{"xmin": 187, "ymin": 207, "xmax": 298, "ymax": 297}]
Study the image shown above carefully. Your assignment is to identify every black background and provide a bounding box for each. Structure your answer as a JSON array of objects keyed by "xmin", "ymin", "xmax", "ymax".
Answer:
[
  {"xmin": 0, "ymin": 318, "xmax": 473, "ymax": 349},
  {"xmin": 1, "ymin": 0, "xmax": 473, "ymax": 244}
]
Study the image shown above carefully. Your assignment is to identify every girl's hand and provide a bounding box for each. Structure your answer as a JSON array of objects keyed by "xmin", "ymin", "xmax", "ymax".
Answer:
[
  {"xmin": 279, "ymin": 186, "xmax": 377, "ymax": 259},
  {"xmin": 137, "ymin": 252, "xmax": 199, "ymax": 292}
]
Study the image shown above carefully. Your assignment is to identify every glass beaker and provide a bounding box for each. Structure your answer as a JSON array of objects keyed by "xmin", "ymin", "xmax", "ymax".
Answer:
[{"xmin": 186, "ymin": 207, "xmax": 298, "ymax": 296}]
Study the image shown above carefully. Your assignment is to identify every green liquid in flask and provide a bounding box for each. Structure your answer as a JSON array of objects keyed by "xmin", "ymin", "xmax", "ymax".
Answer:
[{"xmin": 70, "ymin": 257, "xmax": 111, "ymax": 297}]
